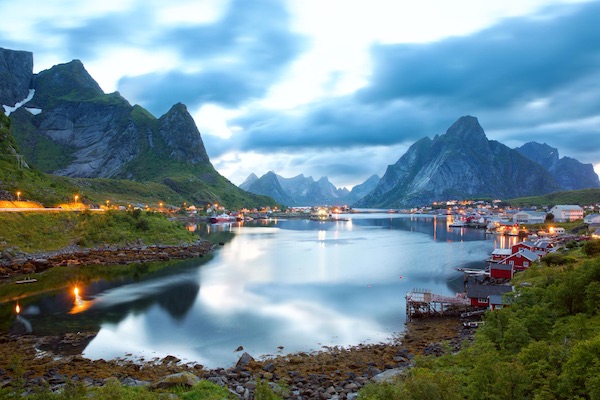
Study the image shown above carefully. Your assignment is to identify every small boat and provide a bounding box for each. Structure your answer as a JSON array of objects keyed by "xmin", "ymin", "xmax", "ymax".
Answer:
[
  {"xmin": 209, "ymin": 213, "xmax": 236, "ymax": 224},
  {"xmin": 16, "ymin": 277, "xmax": 37, "ymax": 284},
  {"xmin": 449, "ymin": 220, "xmax": 466, "ymax": 227}
]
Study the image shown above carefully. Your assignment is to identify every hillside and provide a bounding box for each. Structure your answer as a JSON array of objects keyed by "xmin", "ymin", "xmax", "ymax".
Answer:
[{"xmin": 508, "ymin": 188, "xmax": 600, "ymax": 207}]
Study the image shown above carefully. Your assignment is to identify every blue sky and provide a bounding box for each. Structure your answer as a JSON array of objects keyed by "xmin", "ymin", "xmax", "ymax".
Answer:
[{"xmin": 1, "ymin": 0, "xmax": 599, "ymax": 188}]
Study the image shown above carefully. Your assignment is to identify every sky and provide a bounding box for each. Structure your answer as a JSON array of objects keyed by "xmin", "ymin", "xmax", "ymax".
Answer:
[{"xmin": 1, "ymin": 0, "xmax": 599, "ymax": 189}]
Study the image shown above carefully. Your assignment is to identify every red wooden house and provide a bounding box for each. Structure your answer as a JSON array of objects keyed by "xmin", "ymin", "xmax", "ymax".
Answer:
[
  {"xmin": 490, "ymin": 263, "xmax": 514, "ymax": 279},
  {"xmin": 466, "ymin": 284, "xmax": 513, "ymax": 308},
  {"xmin": 500, "ymin": 248, "xmax": 540, "ymax": 271}
]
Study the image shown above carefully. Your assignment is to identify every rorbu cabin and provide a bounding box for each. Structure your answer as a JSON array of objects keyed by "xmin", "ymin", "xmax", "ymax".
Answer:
[{"xmin": 466, "ymin": 284, "xmax": 513, "ymax": 308}]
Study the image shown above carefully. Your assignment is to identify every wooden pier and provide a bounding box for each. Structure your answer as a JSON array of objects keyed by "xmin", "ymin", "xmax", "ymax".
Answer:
[{"xmin": 405, "ymin": 288, "xmax": 470, "ymax": 321}]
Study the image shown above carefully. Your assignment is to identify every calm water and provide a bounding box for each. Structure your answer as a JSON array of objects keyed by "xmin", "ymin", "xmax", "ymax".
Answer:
[{"xmin": 7, "ymin": 213, "xmax": 516, "ymax": 368}]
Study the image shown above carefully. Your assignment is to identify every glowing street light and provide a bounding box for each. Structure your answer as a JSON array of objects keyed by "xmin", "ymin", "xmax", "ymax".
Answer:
[
  {"xmin": 74, "ymin": 194, "xmax": 79, "ymax": 203},
  {"xmin": 16, "ymin": 191, "xmax": 21, "ymax": 201},
  {"xmin": 106, "ymin": 199, "xmax": 110, "ymax": 209}
]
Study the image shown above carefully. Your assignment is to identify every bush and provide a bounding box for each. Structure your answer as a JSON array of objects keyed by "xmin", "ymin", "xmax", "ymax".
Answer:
[{"xmin": 583, "ymin": 240, "xmax": 600, "ymax": 257}]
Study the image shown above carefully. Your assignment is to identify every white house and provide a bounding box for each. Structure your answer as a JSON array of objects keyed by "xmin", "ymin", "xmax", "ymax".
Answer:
[
  {"xmin": 550, "ymin": 205, "xmax": 584, "ymax": 222},
  {"xmin": 584, "ymin": 214, "xmax": 600, "ymax": 225},
  {"xmin": 512, "ymin": 211, "xmax": 547, "ymax": 224}
]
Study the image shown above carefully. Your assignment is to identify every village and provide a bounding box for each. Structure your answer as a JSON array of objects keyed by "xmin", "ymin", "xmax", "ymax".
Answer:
[{"xmin": 406, "ymin": 203, "xmax": 600, "ymax": 323}]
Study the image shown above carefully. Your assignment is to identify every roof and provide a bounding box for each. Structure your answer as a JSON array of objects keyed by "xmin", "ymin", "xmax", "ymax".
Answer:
[
  {"xmin": 489, "ymin": 294, "xmax": 511, "ymax": 305},
  {"xmin": 514, "ymin": 211, "xmax": 547, "ymax": 217},
  {"xmin": 492, "ymin": 248, "xmax": 512, "ymax": 256},
  {"xmin": 552, "ymin": 205, "xmax": 583, "ymax": 211},
  {"xmin": 466, "ymin": 284, "xmax": 513, "ymax": 299},
  {"xmin": 502, "ymin": 248, "xmax": 540, "ymax": 262}
]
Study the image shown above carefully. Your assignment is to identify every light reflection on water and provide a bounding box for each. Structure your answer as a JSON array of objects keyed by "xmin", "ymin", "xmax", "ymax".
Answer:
[{"xmin": 15, "ymin": 214, "xmax": 515, "ymax": 368}]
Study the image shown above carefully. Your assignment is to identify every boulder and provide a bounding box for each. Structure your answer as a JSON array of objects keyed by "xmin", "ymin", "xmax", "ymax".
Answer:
[{"xmin": 150, "ymin": 371, "xmax": 200, "ymax": 390}]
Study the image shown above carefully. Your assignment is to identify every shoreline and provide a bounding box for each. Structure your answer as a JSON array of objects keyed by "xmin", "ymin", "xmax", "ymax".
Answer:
[
  {"xmin": 0, "ymin": 239, "xmax": 215, "ymax": 280},
  {"xmin": 0, "ymin": 316, "xmax": 475, "ymax": 397}
]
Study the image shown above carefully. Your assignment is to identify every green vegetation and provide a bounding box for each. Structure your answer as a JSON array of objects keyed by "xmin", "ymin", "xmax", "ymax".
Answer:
[
  {"xmin": 359, "ymin": 241, "xmax": 600, "ymax": 399},
  {"xmin": 0, "ymin": 375, "xmax": 240, "ymax": 399},
  {"xmin": 509, "ymin": 188, "xmax": 600, "ymax": 208},
  {"xmin": 3, "ymin": 109, "xmax": 275, "ymax": 210},
  {"xmin": 0, "ymin": 210, "xmax": 196, "ymax": 254}
]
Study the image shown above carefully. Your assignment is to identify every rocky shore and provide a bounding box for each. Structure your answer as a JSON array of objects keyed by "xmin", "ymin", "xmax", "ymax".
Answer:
[
  {"xmin": 0, "ymin": 316, "xmax": 475, "ymax": 399},
  {"xmin": 0, "ymin": 239, "xmax": 215, "ymax": 278}
]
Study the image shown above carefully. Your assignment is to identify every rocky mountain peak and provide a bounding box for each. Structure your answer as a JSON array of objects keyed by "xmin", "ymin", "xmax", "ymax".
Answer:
[
  {"xmin": 157, "ymin": 103, "xmax": 210, "ymax": 165},
  {"xmin": 33, "ymin": 59, "xmax": 104, "ymax": 102},
  {"xmin": 0, "ymin": 47, "xmax": 33, "ymax": 107},
  {"xmin": 444, "ymin": 115, "xmax": 487, "ymax": 143}
]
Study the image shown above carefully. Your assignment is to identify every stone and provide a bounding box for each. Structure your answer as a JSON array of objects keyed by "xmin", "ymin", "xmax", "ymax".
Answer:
[
  {"xmin": 150, "ymin": 371, "xmax": 200, "ymax": 390},
  {"xmin": 236, "ymin": 352, "xmax": 255, "ymax": 368}
]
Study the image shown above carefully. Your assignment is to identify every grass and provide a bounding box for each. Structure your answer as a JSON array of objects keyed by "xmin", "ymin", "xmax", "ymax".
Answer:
[
  {"xmin": 0, "ymin": 210, "xmax": 197, "ymax": 254},
  {"xmin": 508, "ymin": 188, "xmax": 600, "ymax": 207},
  {"xmin": 0, "ymin": 376, "xmax": 240, "ymax": 399}
]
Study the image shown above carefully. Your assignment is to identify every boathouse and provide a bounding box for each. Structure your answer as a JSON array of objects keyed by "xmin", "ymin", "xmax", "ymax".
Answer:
[
  {"xmin": 466, "ymin": 284, "xmax": 513, "ymax": 308},
  {"xmin": 489, "ymin": 263, "xmax": 514, "ymax": 279}
]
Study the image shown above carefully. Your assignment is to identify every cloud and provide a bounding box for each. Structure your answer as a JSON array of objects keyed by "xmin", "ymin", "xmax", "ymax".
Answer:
[
  {"xmin": 222, "ymin": 2, "xmax": 600, "ymax": 160},
  {"xmin": 117, "ymin": 0, "xmax": 307, "ymax": 116}
]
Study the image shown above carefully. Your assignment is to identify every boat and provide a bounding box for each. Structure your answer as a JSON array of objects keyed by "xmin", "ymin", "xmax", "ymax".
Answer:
[
  {"xmin": 16, "ymin": 277, "xmax": 37, "ymax": 284},
  {"xmin": 209, "ymin": 213, "xmax": 236, "ymax": 224},
  {"xmin": 449, "ymin": 220, "xmax": 466, "ymax": 227}
]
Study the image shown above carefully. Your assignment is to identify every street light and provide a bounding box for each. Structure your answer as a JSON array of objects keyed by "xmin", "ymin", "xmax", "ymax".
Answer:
[
  {"xmin": 16, "ymin": 191, "xmax": 21, "ymax": 201},
  {"xmin": 74, "ymin": 195, "xmax": 79, "ymax": 203},
  {"xmin": 106, "ymin": 199, "xmax": 110, "ymax": 209}
]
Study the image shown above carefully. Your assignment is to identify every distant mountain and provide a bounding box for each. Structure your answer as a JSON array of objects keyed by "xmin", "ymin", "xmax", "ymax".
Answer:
[
  {"xmin": 355, "ymin": 116, "xmax": 561, "ymax": 208},
  {"xmin": 344, "ymin": 174, "xmax": 380, "ymax": 204},
  {"xmin": 516, "ymin": 142, "xmax": 600, "ymax": 190},
  {"xmin": 239, "ymin": 173, "xmax": 259, "ymax": 191},
  {"xmin": 243, "ymin": 171, "xmax": 296, "ymax": 205},
  {"xmin": 0, "ymin": 47, "xmax": 274, "ymax": 209},
  {"xmin": 241, "ymin": 172, "xmax": 373, "ymax": 206}
]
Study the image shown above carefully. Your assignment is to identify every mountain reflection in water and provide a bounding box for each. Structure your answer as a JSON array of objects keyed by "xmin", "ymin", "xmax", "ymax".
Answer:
[{"xmin": 8, "ymin": 214, "xmax": 514, "ymax": 368}]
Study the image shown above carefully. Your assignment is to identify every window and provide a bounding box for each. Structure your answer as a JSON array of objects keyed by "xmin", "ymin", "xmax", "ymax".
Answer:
[
  {"xmin": 523, "ymin": 261, "xmax": 529, "ymax": 267},
  {"xmin": 478, "ymin": 298, "xmax": 489, "ymax": 303}
]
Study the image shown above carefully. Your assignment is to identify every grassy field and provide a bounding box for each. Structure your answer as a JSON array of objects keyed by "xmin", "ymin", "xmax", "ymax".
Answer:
[{"xmin": 0, "ymin": 210, "xmax": 197, "ymax": 254}]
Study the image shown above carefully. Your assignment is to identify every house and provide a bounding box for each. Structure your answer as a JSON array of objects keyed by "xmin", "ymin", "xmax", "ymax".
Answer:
[
  {"xmin": 500, "ymin": 248, "xmax": 540, "ymax": 271},
  {"xmin": 512, "ymin": 211, "xmax": 547, "ymax": 224},
  {"xmin": 584, "ymin": 214, "xmax": 600, "ymax": 225},
  {"xmin": 550, "ymin": 205, "xmax": 584, "ymax": 222},
  {"xmin": 489, "ymin": 263, "xmax": 514, "ymax": 279},
  {"xmin": 593, "ymin": 228, "xmax": 600, "ymax": 239},
  {"xmin": 488, "ymin": 294, "xmax": 510, "ymax": 310},
  {"xmin": 533, "ymin": 239, "xmax": 556, "ymax": 254},
  {"xmin": 466, "ymin": 284, "xmax": 513, "ymax": 308},
  {"xmin": 490, "ymin": 248, "xmax": 512, "ymax": 262}
]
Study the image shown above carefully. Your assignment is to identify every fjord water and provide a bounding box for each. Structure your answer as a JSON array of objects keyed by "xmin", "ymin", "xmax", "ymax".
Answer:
[{"xmin": 12, "ymin": 214, "xmax": 511, "ymax": 368}]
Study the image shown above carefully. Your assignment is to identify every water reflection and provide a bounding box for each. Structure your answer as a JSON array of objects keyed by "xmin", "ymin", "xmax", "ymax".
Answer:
[{"xmin": 9, "ymin": 213, "xmax": 502, "ymax": 368}]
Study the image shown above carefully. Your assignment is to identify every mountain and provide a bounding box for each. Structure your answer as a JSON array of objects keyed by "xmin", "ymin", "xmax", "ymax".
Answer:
[
  {"xmin": 516, "ymin": 142, "xmax": 600, "ymax": 190},
  {"xmin": 355, "ymin": 116, "xmax": 561, "ymax": 208},
  {"xmin": 242, "ymin": 172, "xmax": 375, "ymax": 206},
  {"xmin": 0, "ymin": 47, "xmax": 275, "ymax": 209},
  {"xmin": 243, "ymin": 171, "xmax": 296, "ymax": 205},
  {"xmin": 0, "ymin": 48, "xmax": 33, "ymax": 108},
  {"xmin": 344, "ymin": 174, "xmax": 380, "ymax": 205},
  {"xmin": 239, "ymin": 173, "xmax": 259, "ymax": 191}
]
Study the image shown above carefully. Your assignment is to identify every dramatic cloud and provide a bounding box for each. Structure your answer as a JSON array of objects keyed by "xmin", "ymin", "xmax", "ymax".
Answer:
[{"xmin": 0, "ymin": 0, "xmax": 598, "ymax": 188}]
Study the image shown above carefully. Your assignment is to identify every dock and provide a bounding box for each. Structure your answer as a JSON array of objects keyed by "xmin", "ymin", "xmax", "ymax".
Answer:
[{"xmin": 405, "ymin": 288, "xmax": 470, "ymax": 321}]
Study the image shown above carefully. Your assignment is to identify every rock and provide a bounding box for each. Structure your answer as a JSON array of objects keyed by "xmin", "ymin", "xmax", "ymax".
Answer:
[
  {"xmin": 263, "ymin": 362, "xmax": 276, "ymax": 372},
  {"xmin": 235, "ymin": 345, "xmax": 244, "ymax": 352},
  {"xmin": 236, "ymin": 352, "xmax": 255, "ymax": 368},
  {"xmin": 150, "ymin": 371, "xmax": 200, "ymax": 390},
  {"xmin": 121, "ymin": 377, "xmax": 149, "ymax": 387},
  {"xmin": 371, "ymin": 368, "xmax": 405, "ymax": 383}
]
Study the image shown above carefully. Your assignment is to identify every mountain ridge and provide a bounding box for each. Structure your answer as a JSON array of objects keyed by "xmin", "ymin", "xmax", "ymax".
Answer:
[
  {"xmin": 355, "ymin": 116, "xmax": 569, "ymax": 208},
  {"xmin": 0, "ymin": 47, "xmax": 275, "ymax": 209}
]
